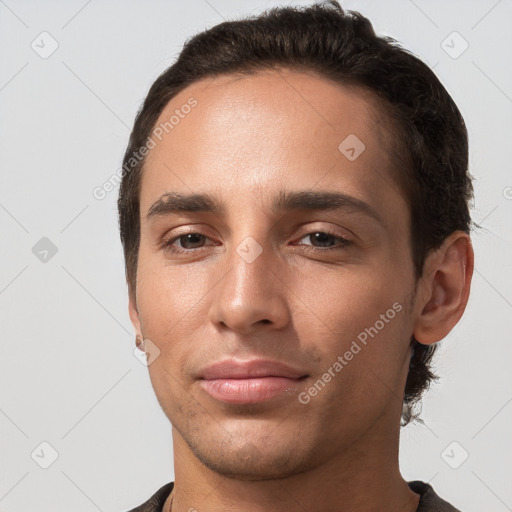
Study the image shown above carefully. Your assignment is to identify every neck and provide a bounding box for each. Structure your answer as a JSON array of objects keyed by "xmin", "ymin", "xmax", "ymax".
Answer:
[{"xmin": 168, "ymin": 417, "xmax": 419, "ymax": 512}]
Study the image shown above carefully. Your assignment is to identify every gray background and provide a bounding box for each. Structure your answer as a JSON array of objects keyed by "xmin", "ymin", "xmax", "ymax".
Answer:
[{"xmin": 0, "ymin": 0, "xmax": 511, "ymax": 510}]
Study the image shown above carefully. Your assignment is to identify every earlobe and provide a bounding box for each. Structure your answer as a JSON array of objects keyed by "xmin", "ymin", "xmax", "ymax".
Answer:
[{"xmin": 413, "ymin": 232, "xmax": 474, "ymax": 345}]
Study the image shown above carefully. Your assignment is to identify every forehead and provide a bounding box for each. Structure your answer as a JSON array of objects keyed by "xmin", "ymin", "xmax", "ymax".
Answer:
[{"xmin": 140, "ymin": 68, "xmax": 403, "ymax": 217}]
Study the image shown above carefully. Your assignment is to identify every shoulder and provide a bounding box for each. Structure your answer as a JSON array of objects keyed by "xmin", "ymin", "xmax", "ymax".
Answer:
[
  {"xmin": 126, "ymin": 481, "xmax": 174, "ymax": 512},
  {"xmin": 408, "ymin": 481, "xmax": 462, "ymax": 512}
]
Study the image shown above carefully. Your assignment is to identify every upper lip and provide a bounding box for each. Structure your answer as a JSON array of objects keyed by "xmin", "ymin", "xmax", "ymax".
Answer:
[{"xmin": 199, "ymin": 359, "xmax": 308, "ymax": 380}]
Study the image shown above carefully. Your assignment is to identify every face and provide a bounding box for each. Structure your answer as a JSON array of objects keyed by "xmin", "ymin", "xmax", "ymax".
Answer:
[{"xmin": 130, "ymin": 69, "xmax": 419, "ymax": 479}]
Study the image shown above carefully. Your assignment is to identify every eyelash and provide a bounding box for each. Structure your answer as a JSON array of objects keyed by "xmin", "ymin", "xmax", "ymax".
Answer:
[{"xmin": 161, "ymin": 229, "xmax": 352, "ymax": 255}]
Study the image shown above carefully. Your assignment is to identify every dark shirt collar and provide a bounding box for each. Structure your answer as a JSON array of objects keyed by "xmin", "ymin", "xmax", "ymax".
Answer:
[{"xmin": 127, "ymin": 480, "xmax": 461, "ymax": 512}]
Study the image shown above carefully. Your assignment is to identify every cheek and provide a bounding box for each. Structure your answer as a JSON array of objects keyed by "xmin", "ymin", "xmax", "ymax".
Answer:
[
  {"xmin": 292, "ymin": 261, "xmax": 407, "ymax": 341},
  {"xmin": 291, "ymin": 266, "xmax": 411, "ymax": 406},
  {"xmin": 136, "ymin": 255, "xmax": 211, "ymax": 335},
  {"xmin": 135, "ymin": 258, "xmax": 220, "ymax": 398}
]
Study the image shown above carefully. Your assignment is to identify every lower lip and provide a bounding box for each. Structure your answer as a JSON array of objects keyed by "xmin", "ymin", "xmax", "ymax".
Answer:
[{"xmin": 200, "ymin": 377, "xmax": 303, "ymax": 404}]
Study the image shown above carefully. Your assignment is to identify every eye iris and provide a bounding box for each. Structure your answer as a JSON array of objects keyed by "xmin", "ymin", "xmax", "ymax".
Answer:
[
  {"xmin": 180, "ymin": 233, "xmax": 205, "ymax": 248},
  {"xmin": 311, "ymin": 232, "xmax": 335, "ymax": 247}
]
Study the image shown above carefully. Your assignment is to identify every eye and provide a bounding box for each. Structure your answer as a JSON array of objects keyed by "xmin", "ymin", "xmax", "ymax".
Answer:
[
  {"xmin": 162, "ymin": 232, "xmax": 214, "ymax": 254},
  {"xmin": 295, "ymin": 231, "xmax": 352, "ymax": 251}
]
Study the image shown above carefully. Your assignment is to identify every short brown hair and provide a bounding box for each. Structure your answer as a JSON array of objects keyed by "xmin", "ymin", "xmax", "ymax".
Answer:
[{"xmin": 118, "ymin": 0, "xmax": 473, "ymax": 425}]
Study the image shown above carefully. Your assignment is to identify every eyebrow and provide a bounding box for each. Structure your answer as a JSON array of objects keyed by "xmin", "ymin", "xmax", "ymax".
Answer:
[{"xmin": 146, "ymin": 190, "xmax": 382, "ymax": 225}]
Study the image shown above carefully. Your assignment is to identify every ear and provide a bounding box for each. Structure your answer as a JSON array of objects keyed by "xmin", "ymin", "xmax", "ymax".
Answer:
[
  {"xmin": 128, "ymin": 290, "xmax": 143, "ymax": 349},
  {"xmin": 413, "ymin": 231, "xmax": 474, "ymax": 345}
]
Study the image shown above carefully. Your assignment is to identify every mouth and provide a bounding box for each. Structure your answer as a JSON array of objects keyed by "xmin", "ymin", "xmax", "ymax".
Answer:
[{"xmin": 198, "ymin": 359, "xmax": 309, "ymax": 404}]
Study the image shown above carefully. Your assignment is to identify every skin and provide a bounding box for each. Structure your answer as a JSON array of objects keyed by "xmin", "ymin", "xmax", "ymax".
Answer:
[{"xmin": 128, "ymin": 68, "xmax": 473, "ymax": 512}]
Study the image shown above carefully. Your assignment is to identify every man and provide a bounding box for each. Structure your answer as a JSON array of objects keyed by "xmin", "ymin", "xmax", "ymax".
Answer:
[{"xmin": 118, "ymin": 1, "xmax": 474, "ymax": 510}]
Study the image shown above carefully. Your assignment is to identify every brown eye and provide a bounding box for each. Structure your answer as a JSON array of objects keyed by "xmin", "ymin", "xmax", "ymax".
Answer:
[
  {"xmin": 174, "ymin": 233, "xmax": 207, "ymax": 249},
  {"xmin": 162, "ymin": 232, "xmax": 214, "ymax": 254},
  {"xmin": 297, "ymin": 231, "xmax": 351, "ymax": 250}
]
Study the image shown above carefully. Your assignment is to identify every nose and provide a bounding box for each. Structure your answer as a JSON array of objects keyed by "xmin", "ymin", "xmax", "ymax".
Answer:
[{"xmin": 209, "ymin": 237, "xmax": 290, "ymax": 336}]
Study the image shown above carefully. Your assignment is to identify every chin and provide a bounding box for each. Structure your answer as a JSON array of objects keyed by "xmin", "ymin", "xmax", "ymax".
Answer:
[
  {"xmin": 191, "ymin": 440, "xmax": 312, "ymax": 481},
  {"xmin": 177, "ymin": 419, "xmax": 316, "ymax": 481}
]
